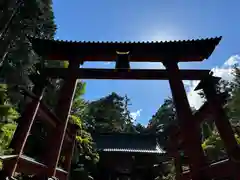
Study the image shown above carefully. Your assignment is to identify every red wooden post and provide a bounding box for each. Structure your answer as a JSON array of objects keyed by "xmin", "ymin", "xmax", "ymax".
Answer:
[
  {"xmin": 196, "ymin": 76, "xmax": 240, "ymax": 162},
  {"xmin": 45, "ymin": 60, "xmax": 79, "ymax": 178},
  {"xmin": 171, "ymin": 139, "xmax": 183, "ymax": 179},
  {"xmin": 10, "ymin": 84, "xmax": 45, "ymax": 153},
  {"xmin": 174, "ymin": 154, "xmax": 183, "ymax": 180},
  {"xmin": 168, "ymin": 126, "xmax": 183, "ymax": 180},
  {"xmin": 4, "ymin": 83, "xmax": 46, "ymax": 177},
  {"xmin": 63, "ymin": 125, "xmax": 78, "ymax": 180},
  {"xmin": 163, "ymin": 61, "xmax": 207, "ymax": 180}
]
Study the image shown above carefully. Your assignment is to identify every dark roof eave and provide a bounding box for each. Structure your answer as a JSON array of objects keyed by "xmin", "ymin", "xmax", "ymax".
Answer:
[
  {"xmin": 28, "ymin": 36, "xmax": 222, "ymax": 45},
  {"xmin": 29, "ymin": 36, "xmax": 222, "ymax": 62}
]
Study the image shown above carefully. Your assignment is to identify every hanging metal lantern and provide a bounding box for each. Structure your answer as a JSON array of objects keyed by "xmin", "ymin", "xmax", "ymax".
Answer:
[{"xmin": 115, "ymin": 51, "xmax": 130, "ymax": 69}]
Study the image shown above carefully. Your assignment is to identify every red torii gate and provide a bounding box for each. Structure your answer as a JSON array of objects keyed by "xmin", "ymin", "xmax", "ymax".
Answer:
[{"xmin": 1, "ymin": 36, "xmax": 239, "ymax": 180}]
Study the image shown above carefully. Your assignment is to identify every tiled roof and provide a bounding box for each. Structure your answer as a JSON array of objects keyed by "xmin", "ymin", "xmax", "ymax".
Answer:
[
  {"xmin": 29, "ymin": 36, "xmax": 222, "ymax": 62},
  {"xmin": 92, "ymin": 133, "xmax": 165, "ymax": 154},
  {"xmin": 29, "ymin": 36, "xmax": 221, "ymax": 44}
]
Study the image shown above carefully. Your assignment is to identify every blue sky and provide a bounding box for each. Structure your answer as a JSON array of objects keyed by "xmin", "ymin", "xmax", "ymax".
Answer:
[{"xmin": 52, "ymin": 0, "xmax": 240, "ymax": 125}]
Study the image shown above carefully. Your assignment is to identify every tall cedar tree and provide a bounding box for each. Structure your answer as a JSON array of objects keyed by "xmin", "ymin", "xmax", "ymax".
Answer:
[
  {"xmin": 147, "ymin": 97, "xmax": 177, "ymax": 149},
  {"xmin": 228, "ymin": 66, "xmax": 240, "ymax": 124},
  {"xmin": 0, "ymin": 0, "xmax": 57, "ymax": 111},
  {"xmin": 83, "ymin": 92, "xmax": 136, "ymax": 133}
]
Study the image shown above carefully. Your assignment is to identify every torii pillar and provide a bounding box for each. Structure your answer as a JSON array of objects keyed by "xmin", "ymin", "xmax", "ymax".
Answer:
[
  {"xmin": 163, "ymin": 61, "xmax": 208, "ymax": 180},
  {"xmin": 44, "ymin": 59, "xmax": 79, "ymax": 179},
  {"xmin": 62, "ymin": 124, "xmax": 78, "ymax": 180},
  {"xmin": 195, "ymin": 75, "xmax": 240, "ymax": 178},
  {"xmin": 168, "ymin": 126, "xmax": 183, "ymax": 180}
]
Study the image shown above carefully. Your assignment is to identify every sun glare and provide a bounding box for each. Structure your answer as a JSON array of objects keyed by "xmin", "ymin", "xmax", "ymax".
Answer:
[{"xmin": 139, "ymin": 27, "xmax": 185, "ymax": 42}]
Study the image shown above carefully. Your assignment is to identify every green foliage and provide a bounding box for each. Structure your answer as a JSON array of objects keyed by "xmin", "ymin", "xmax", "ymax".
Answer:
[
  {"xmin": 147, "ymin": 97, "xmax": 177, "ymax": 150},
  {"xmin": 82, "ymin": 92, "xmax": 135, "ymax": 133},
  {"xmin": 75, "ymin": 131, "xmax": 99, "ymax": 165},
  {"xmin": 71, "ymin": 82, "xmax": 87, "ymax": 119},
  {"xmin": 202, "ymin": 131, "xmax": 226, "ymax": 161},
  {"xmin": 0, "ymin": 84, "xmax": 11, "ymax": 119},
  {"xmin": 234, "ymin": 134, "xmax": 240, "ymax": 144},
  {"xmin": 202, "ymin": 131, "xmax": 240, "ymax": 162},
  {"xmin": 228, "ymin": 67, "xmax": 240, "ymax": 124},
  {"xmin": 0, "ymin": 84, "xmax": 19, "ymax": 169},
  {"xmin": 69, "ymin": 82, "xmax": 99, "ymax": 180},
  {"xmin": 201, "ymin": 122, "xmax": 213, "ymax": 141},
  {"xmin": 70, "ymin": 115, "xmax": 82, "ymax": 129},
  {"xmin": 232, "ymin": 66, "xmax": 240, "ymax": 88},
  {"xmin": 0, "ymin": 122, "xmax": 17, "ymax": 155},
  {"xmin": 135, "ymin": 123, "xmax": 146, "ymax": 133},
  {"xmin": 148, "ymin": 98, "xmax": 176, "ymax": 132},
  {"xmin": 0, "ymin": 0, "xmax": 56, "ymax": 77},
  {"xmin": 0, "ymin": 0, "xmax": 57, "ymax": 114}
]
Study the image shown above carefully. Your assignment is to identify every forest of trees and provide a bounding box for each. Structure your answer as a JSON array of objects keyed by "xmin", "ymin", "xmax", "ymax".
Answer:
[{"xmin": 0, "ymin": 1, "xmax": 240, "ymax": 180}]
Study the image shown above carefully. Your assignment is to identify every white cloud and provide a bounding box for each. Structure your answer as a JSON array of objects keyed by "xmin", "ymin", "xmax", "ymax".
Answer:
[
  {"xmin": 211, "ymin": 67, "xmax": 234, "ymax": 82},
  {"xmin": 185, "ymin": 55, "xmax": 240, "ymax": 109},
  {"xmin": 185, "ymin": 80, "xmax": 202, "ymax": 109},
  {"xmin": 224, "ymin": 55, "xmax": 240, "ymax": 67},
  {"xmin": 130, "ymin": 109, "xmax": 142, "ymax": 122}
]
